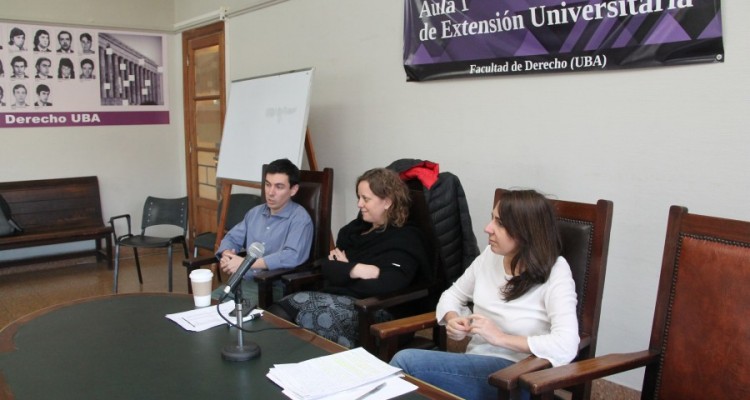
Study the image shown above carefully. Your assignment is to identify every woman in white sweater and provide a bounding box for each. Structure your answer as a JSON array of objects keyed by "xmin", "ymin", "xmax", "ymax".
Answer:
[{"xmin": 391, "ymin": 189, "xmax": 579, "ymax": 400}]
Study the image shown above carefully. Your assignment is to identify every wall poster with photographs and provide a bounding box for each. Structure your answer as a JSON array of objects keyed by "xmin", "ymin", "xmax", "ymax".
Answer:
[{"xmin": 0, "ymin": 22, "xmax": 169, "ymax": 128}]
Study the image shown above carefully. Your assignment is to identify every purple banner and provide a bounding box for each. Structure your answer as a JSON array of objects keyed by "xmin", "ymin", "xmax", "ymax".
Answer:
[
  {"xmin": 404, "ymin": 0, "xmax": 724, "ymax": 81},
  {"xmin": 1, "ymin": 111, "xmax": 169, "ymax": 128}
]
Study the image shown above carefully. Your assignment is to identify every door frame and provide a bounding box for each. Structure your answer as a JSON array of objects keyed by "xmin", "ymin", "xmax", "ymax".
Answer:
[{"xmin": 182, "ymin": 21, "xmax": 226, "ymax": 251}]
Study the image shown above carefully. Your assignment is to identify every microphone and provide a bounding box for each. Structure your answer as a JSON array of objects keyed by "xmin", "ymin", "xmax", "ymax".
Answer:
[
  {"xmin": 221, "ymin": 241, "xmax": 265, "ymax": 362},
  {"xmin": 223, "ymin": 242, "xmax": 265, "ymax": 294}
]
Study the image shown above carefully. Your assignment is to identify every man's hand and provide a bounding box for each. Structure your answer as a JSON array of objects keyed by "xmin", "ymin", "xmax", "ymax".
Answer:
[
  {"xmin": 219, "ymin": 250, "xmax": 242, "ymax": 274},
  {"xmin": 220, "ymin": 250, "xmax": 268, "ymax": 274}
]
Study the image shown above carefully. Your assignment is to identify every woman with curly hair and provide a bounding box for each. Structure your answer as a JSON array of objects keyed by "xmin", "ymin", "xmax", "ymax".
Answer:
[{"xmin": 269, "ymin": 168, "xmax": 428, "ymax": 348}]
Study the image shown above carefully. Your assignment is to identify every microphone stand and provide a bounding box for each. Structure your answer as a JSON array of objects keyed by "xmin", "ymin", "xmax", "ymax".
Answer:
[{"xmin": 221, "ymin": 281, "xmax": 261, "ymax": 361}]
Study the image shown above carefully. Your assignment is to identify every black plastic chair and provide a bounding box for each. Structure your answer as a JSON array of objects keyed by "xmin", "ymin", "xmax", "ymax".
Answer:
[{"xmin": 110, "ymin": 196, "xmax": 189, "ymax": 293}]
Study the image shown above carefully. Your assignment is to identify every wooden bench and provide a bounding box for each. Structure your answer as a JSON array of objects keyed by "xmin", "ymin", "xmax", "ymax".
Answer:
[{"xmin": 0, "ymin": 176, "xmax": 113, "ymax": 269}]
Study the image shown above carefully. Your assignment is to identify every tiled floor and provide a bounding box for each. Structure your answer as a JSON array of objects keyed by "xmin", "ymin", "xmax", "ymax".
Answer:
[
  {"xmin": 0, "ymin": 250, "xmax": 639, "ymax": 400},
  {"xmin": 0, "ymin": 250, "xmax": 195, "ymax": 329}
]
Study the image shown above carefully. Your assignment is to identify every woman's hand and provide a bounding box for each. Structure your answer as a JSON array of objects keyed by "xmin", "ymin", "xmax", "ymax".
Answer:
[
  {"xmin": 328, "ymin": 248, "xmax": 348, "ymax": 262},
  {"xmin": 466, "ymin": 314, "xmax": 505, "ymax": 345},
  {"xmin": 349, "ymin": 263, "xmax": 380, "ymax": 279},
  {"xmin": 467, "ymin": 313, "xmax": 530, "ymax": 352},
  {"xmin": 444, "ymin": 311, "xmax": 472, "ymax": 341}
]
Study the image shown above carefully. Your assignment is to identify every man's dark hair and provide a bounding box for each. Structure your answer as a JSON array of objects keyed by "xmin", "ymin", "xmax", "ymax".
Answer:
[
  {"xmin": 33, "ymin": 29, "xmax": 49, "ymax": 49},
  {"xmin": 58, "ymin": 31, "xmax": 71, "ymax": 40},
  {"xmin": 36, "ymin": 84, "xmax": 50, "ymax": 95},
  {"xmin": 265, "ymin": 158, "xmax": 301, "ymax": 187},
  {"xmin": 11, "ymin": 56, "xmax": 27, "ymax": 67},
  {"xmin": 35, "ymin": 57, "xmax": 51, "ymax": 69},
  {"xmin": 9, "ymin": 27, "xmax": 25, "ymax": 46},
  {"xmin": 80, "ymin": 32, "xmax": 92, "ymax": 42}
]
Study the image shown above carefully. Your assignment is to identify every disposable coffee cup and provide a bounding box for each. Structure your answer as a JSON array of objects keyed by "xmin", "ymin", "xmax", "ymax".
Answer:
[{"xmin": 189, "ymin": 269, "xmax": 214, "ymax": 307}]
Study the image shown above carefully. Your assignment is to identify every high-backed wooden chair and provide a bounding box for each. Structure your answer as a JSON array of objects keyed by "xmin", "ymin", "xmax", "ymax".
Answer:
[
  {"xmin": 355, "ymin": 187, "xmax": 443, "ymax": 353},
  {"xmin": 192, "ymin": 193, "xmax": 263, "ymax": 258},
  {"xmin": 520, "ymin": 205, "xmax": 750, "ymax": 400},
  {"xmin": 182, "ymin": 168, "xmax": 333, "ymax": 307},
  {"xmin": 371, "ymin": 189, "xmax": 613, "ymax": 400},
  {"xmin": 280, "ymin": 187, "xmax": 444, "ymax": 352},
  {"xmin": 253, "ymin": 167, "xmax": 334, "ymax": 308}
]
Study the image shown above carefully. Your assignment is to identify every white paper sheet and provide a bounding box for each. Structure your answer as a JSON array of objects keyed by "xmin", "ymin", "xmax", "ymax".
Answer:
[
  {"xmin": 165, "ymin": 301, "xmax": 263, "ymax": 332},
  {"xmin": 267, "ymin": 347, "xmax": 417, "ymax": 400},
  {"xmin": 280, "ymin": 376, "xmax": 415, "ymax": 400}
]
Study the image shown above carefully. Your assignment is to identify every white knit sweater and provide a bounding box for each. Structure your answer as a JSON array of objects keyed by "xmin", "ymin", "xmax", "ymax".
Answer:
[{"xmin": 436, "ymin": 245, "xmax": 580, "ymax": 367}]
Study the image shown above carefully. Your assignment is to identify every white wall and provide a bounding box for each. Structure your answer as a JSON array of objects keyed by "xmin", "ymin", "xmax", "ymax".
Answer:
[
  {"xmin": 174, "ymin": 0, "xmax": 292, "ymax": 26},
  {"xmin": 219, "ymin": 0, "xmax": 749, "ymax": 390},
  {"xmin": 0, "ymin": 1, "xmax": 187, "ymax": 258},
  {"xmin": 3, "ymin": 0, "xmax": 175, "ymax": 31}
]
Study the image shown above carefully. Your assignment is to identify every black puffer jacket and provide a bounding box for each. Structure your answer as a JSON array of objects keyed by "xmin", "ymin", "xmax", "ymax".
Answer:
[{"xmin": 387, "ymin": 159, "xmax": 480, "ymax": 285}]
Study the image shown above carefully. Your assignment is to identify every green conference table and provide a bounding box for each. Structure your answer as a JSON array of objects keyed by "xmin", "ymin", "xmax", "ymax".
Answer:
[{"xmin": 0, "ymin": 293, "xmax": 457, "ymax": 400}]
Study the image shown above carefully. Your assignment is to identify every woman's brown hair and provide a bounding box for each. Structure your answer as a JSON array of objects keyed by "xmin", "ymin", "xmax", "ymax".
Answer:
[
  {"xmin": 497, "ymin": 190, "xmax": 561, "ymax": 301},
  {"xmin": 356, "ymin": 168, "xmax": 410, "ymax": 228}
]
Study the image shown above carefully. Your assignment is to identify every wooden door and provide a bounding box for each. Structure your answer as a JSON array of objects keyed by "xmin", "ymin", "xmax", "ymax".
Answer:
[{"xmin": 182, "ymin": 22, "xmax": 226, "ymax": 251}]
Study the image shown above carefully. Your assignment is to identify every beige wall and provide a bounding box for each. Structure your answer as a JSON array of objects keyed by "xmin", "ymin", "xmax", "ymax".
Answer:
[
  {"xmin": 174, "ymin": 0, "xmax": 289, "ymax": 28},
  {"xmin": 3, "ymin": 0, "xmax": 175, "ymax": 31},
  {"xmin": 0, "ymin": 1, "xmax": 186, "ymax": 259}
]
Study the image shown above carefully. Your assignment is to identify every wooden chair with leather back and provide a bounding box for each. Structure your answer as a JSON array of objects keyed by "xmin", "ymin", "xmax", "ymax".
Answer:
[
  {"xmin": 192, "ymin": 193, "xmax": 263, "ymax": 258},
  {"xmin": 355, "ymin": 186, "xmax": 443, "ymax": 353},
  {"xmin": 280, "ymin": 186, "xmax": 445, "ymax": 353},
  {"xmin": 519, "ymin": 205, "xmax": 750, "ymax": 400},
  {"xmin": 191, "ymin": 193, "xmax": 263, "ymax": 285},
  {"xmin": 182, "ymin": 167, "xmax": 333, "ymax": 308},
  {"xmin": 371, "ymin": 189, "xmax": 613, "ymax": 400},
  {"xmin": 253, "ymin": 167, "xmax": 334, "ymax": 308}
]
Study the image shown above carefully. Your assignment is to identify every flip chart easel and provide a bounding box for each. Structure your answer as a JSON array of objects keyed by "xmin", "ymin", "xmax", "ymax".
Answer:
[{"xmin": 212, "ymin": 68, "xmax": 316, "ymax": 251}]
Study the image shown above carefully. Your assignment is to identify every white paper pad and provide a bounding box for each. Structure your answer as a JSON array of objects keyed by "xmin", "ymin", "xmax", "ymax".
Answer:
[
  {"xmin": 165, "ymin": 301, "xmax": 263, "ymax": 332},
  {"xmin": 267, "ymin": 347, "xmax": 417, "ymax": 400}
]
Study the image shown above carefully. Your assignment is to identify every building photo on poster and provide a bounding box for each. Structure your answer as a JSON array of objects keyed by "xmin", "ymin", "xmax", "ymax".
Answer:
[
  {"xmin": 0, "ymin": 22, "xmax": 169, "ymax": 128},
  {"xmin": 404, "ymin": 0, "xmax": 724, "ymax": 81}
]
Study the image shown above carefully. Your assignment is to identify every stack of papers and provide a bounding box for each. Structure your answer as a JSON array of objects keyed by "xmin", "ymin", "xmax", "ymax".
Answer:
[
  {"xmin": 165, "ymin": 301, "xmax": 263, "ymax": 332},
  {"xmin": 267, "ymin": 347, "xmax": 417, "ymax": 400}
]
